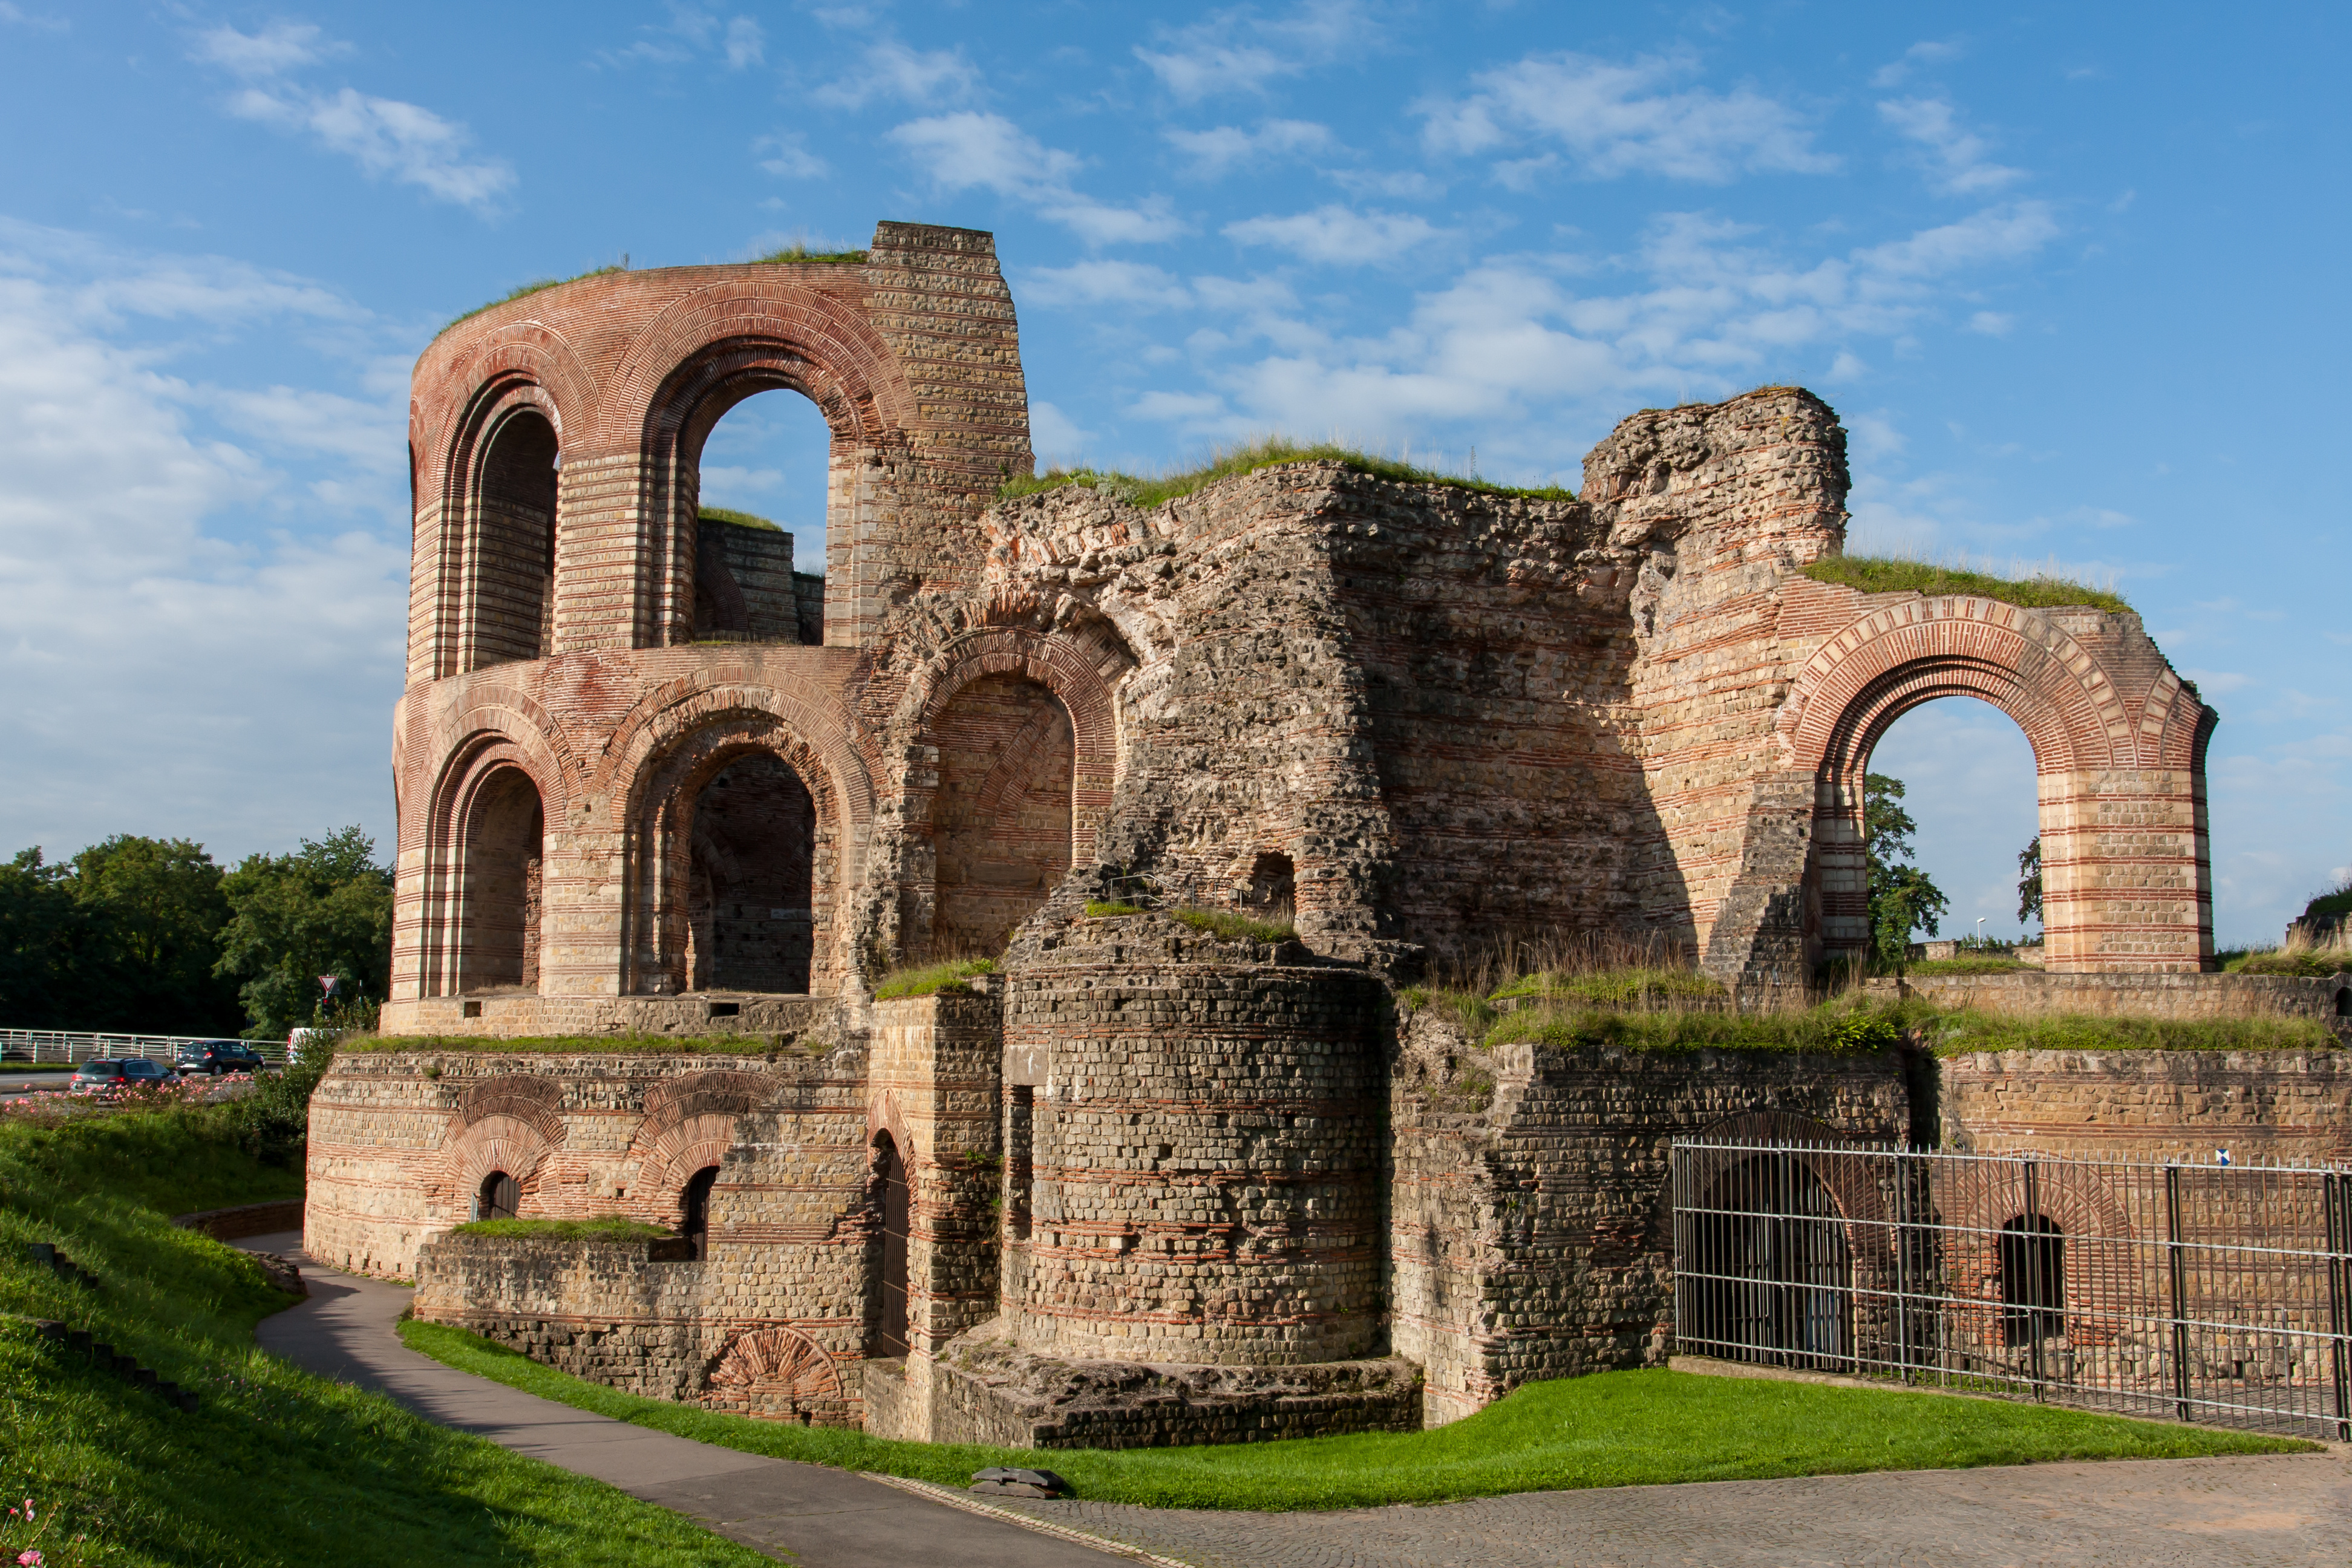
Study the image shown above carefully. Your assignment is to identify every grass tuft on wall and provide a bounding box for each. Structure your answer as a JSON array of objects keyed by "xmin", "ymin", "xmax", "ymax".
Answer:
[
  {"xmin": 1801, "ymin": 554, "xmax": 2131, "ymax": 615},
  {"xmin": 871, "ymin": 958, "xmax": 998, "ymax": 1000},
  {"xmin": 1001, "ymin": 435, "xmax": 1577, "ymax": 509}
]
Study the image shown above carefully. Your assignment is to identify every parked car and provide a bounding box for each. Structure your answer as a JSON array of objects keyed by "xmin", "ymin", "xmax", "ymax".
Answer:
[
  {"xmin": 174, "ymin": 1040, "xmax": 267, "ymax": 1077},
  {"xmin": 68, "ymin": 1057, "xmax": 175, "ymax": 1097}
]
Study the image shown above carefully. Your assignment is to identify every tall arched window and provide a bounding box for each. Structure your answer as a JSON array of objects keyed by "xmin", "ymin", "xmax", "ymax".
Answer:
[
  {"xmin": 687, "ymin": 755, "xmax": 816, "ymax": 992},
  {"xmin": 680, "ymin": 1165, "xmax": 720, "ymax": 1260},
  {"xmin": 476, "ymin": 1170, "xmax": 518, "ymax": 1221},
  {"xmin": 459, "ymin": 769, "xmax": 544, "ymax": 995},
  {"xmin": 466, "ymin": 408, "xmax": 559, "ymax": 670},
  {"xmin": 689, "ymin": 386, "xmax": 831, "ymax": 645},
  {"xmin": 871, "ymin": 1134, "xmax": 909, "ymax": 1358},
  {"xmin": 1999, "ymin": 1214, "xmax": 2065, "ymax": 1345}
]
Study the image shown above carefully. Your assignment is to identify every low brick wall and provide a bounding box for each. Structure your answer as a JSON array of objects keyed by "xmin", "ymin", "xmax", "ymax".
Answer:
[
  {"xmin": 1867, "ymin": 969, "xmax": 2351, "ymax": 1028},
  {"xmin": 1940, "ymin": 1047, "xmax": 2352, "ymax": 1166}
]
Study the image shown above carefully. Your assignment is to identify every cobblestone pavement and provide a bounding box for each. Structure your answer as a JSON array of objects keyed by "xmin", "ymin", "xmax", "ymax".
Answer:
[{"xmin": 993, "ymin": 1452, "xmax": 2352, "ymax": 1568}]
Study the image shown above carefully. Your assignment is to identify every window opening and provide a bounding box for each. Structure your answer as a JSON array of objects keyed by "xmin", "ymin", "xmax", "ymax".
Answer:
[
  {"xmin": 686, "ymin": 755, "xmax": 815, "ymax": 992},
  {"xmin": 693, "ymin": 387, "xmax": 829, "ymax": 644},
  {"xmin": 460, "ymin": 769, "xmax": 544, "ymax": 995},
  {"xmin": 1246, "ymin": 852, "xmax": 1296, "ymax": 919},
  {"xmin": 681, "ymin": 1166, "xmax": 721, "ymax": 1260},
  {"xmin": 1688, "ymin": 1152, "xmax": 1851, "ymax": 1370},
  {"xmin": 1006, "ymin": 1086, "xmax": 1034, "ymax": 1242},
  {"xmin": 469, "ymin": 410, "xmax": 559, "ymax": 668},
  {"xmin": 477, "ymin": 1170, "xmax": 518, "ymax": 1222},
  {"xmin": 2000, "ymin": 1214, "xmax": 2066, "ymax": 1345},
  {"xmin": 872, "ymin": 1134, "xmax": 909, "ymax": 1358}
]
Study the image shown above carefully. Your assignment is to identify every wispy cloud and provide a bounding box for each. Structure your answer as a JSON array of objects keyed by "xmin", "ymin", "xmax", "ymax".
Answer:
[
  {"xmin": 1420, "ymin": 51, "xmax": 1836, "ymax": 183},
  {"xmin": 1135, "ymin": 1, "xmax": 1369, "ymax": 101},
  {"xmin": 1224, "ymin": 204, "xmax": 1449, "ymax": 265},
  {"xmin": 1872, "ymin": 38, "xmax": 1965, "ymax": 89},
  {"xmin": 754, "ymin": 132, "xmax": 827, "ymax": 180},
  {"xmin": 193, "ymin": 24, "xmax": 513, "ymax": 211},
  {"xmin": 1165, "ymin": 120, "xmax": 1333, "ymax": 179},
  {"xmin": 815, "ymin": 39, "xmax": 981, "ymax": 108},
  {"xmin": 1878, "ymin": 97, "xmax": 2025, "ymax": 194},
  {"xmin": 0, "ymin": 3, "xmax": 70, "ymax": 32},
  {"xmin": 888, "ymin": 112, "xmax": 1184, "ymax": 245},
  {"xmin": 598, "ymin": 7, "xmax": 767, "ymax": 70},
  {"xmin": 1022, "ymin": 261, "xmax": 1194, "ymax": 310}
]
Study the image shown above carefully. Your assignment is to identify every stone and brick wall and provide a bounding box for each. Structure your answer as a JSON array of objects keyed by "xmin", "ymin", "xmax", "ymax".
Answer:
[{"xmin": 1940, "ymin": 1047, "xmax": 2352, "ymax": 1167}]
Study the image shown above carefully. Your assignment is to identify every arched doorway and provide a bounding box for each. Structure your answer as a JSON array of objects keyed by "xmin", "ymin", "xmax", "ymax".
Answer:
[
  {"xmin": 463, "ymin": 407, "xmax": 558, "ymax": 670},
  {"xmin": 1687, "ymin": 1153, "xmax": 1852, "ymax": 1369},
  {"xmin": 458, "ymin": 768, "xmax": 544, "ymax": 994},
  {"xmin": 687, "ymin": 755, "xmax": 816, "ymax": 993},
  {"xmin": 475, "ymin": 1169, "xmax": 519, "ymax": 1221},
  {"xmin": 928, "ymin": 673, "xmax": 1075, "ymax": 956},
  {"xmin": 871, "ymin": 1134, "xmax": 909, "ymax": 1358}
]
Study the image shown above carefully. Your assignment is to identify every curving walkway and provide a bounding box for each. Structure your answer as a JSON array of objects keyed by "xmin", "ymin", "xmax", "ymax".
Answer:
[
  {"xmin": 245, "ymin": 1234, "xmax": 2352, "ymax": 1568},
  {"xmin": 240, "ymin": 1235, "xmax": 1126, "ymax": 1567}
]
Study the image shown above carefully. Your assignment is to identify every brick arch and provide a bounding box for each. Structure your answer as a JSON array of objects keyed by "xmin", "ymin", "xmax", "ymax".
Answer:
[
  {"xmin": 903, "ymin": 625, "xmax": 1129, "ymax": 855},
  {"xmin": 411, "ymin": 322, "xmax": 597, "ymax": 517},
  {"xmin": 439, "ymin": 1076, "xmax": 566, "ymax": 1220},
  {"xmin": 1680, "ymin": 1113, "xmax": 1894, "ymax": 1275},
  {"xmin": 702, "ymin": 1325, "xmax": 849, "ymax": 1424},
  {"xmin": 1929, "ymin": 1160, "xmax": 2136, "ymax": 1354},
  {"xmin": 422, "ymin": 722, "xmax": 569, "ymax": 999},
  {"xmin": 622, "ymin": 705, "xmax": 860, "ymax": 997},
  {"xmin": 595, "ymin": 675, "xmax": 872, "ymax": 826},
  {"xmin": 1774, "ymin": 596, "xmax": 2202, "ymax": 973},
  {"xmin": 623, "ymin": 1070, "xmax": 769, "ymax": 1220}
]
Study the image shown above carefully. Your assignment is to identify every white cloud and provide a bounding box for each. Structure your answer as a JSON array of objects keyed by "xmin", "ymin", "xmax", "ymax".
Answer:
[
  {"xmin": 1135, "ymin": 1, "xmax": 1367, "ymax": 101},
  {"xmin": 1968, "ymin": 310, "xmax": 2014, "ymax": 335},
  {"xmin": 816, "ymin": 40, "xmax": 981, "ymax": 108},
  {"xmin": 889, "ymin": 113, "xmax": 1183, "ymax": 245},
  {"xmin": 1419, "ymin": 52, "xmax": 1837, "ymax": 183},
  {"xmin": 227, "ymin": 86, "xmax": 515, "ymax": 209},
  {"xmin": 1028, "ymin": 400, "xmax": 1094, "ymax": 467},
  {"xmin": 0, "ymin": 3, "xmax": 68, "ymax": 31},
  {"xmin": 1224, "ymin": 205, "xmax": 1447, "ymax": 265},
  {"xmin": 1166, "ymin": 120, "xmax": 1333, "ymax": 178},
  {"xmin": 755, "ymin": 132, "xmax": 827, "ymax": 180},
  {"xmin": 598, "ymin": 8, "xmax": 769, "ymax": 70},
  {"xmin": 0, "ymin": 228, "xmax": 408, "ymax": 862},
  {"xmin": 1327, "ymin": 168, "xmax": 1444, "ymax": 200},
  {"xmin": 191, "ymin": 21, "xmax": 347, "ymax": 77},
  {"xmin": 1879, "ymin": 97, "xmax": 2025, "ymax": 194},
  {"xmin": 1021, "ymin": 261, "xmax": 1192, "ymax": 310},
  {"xmin": 724, "ymin": 16, "xmax": 765, "ymax": 68},
  {"xmin": 1871, "ymin": 38, "xmax": 1965, "ymax": 89}
]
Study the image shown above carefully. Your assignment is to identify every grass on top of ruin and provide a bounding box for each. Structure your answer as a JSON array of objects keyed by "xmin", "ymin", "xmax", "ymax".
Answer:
[
  {"xmin": 394, "ymin": 1324, "xmax": 2308, "ymax": 1511},
  {"xmin": 1801, "ymin": 552, "xmax": 2132, "ymax": 615},
  {"xmin": 0, "ymin": 1102, "xmax": 774, "ymax": 1568},
  {"xmin": 872, "ymin": 956, "xmax": 998, "ymax": 1000},
  {"xmin": 999, "ymin": 434, "xmax": 1579, "ymax": 509},
  {"xmin": 449, "ymin": 1216, "xmax": 671, "ymax": 1241}
]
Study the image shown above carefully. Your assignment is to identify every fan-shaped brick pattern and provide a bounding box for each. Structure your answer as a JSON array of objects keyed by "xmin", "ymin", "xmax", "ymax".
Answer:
[{"xmin": 702, "ymin": 1325, "xmax": 851, "ymax": 1424}]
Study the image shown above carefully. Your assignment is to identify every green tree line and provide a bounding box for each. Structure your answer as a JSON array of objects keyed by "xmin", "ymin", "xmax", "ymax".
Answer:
[{"xmin": 0, "ymin": 826, "xmax": 393, "ymax": 1040}]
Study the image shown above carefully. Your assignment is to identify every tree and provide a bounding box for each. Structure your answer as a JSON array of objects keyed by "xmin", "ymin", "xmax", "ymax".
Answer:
[
  {"xmin": 0, "ymin": 849, "xmax": 98, "ymax": 1028},
  {"xmin": 1864, "ymin": 772, "xmax": 1949, "ymax": 966},
  {"xmin": 65, "ymin": 835, "xmax": 243, "ymax": 1034},
  {"xmin": 2017, "ymin": 835, "xmax": 2043, "ymax": 929},
  {"xmin": 216, "ymin": 826, "xmax": 395, "ymax": 1040}
]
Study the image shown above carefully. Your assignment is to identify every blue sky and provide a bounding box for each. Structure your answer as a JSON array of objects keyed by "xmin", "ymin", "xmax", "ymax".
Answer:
[{"xmin": 0, "ymin": 1, "xmax": 2342, "ymax": 946}]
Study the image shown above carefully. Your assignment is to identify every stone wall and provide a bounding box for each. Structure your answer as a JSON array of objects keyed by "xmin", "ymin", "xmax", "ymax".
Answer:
[
  {"xmin": 1867, "ymin": 969, "xmax": 2352, "ymax": 1028},
  {"xmin": 998, "ymin": 911, "xmax": 1390, "ymax": 1367},
  {"xmin": 1388, "ymin": 1001, "xmax": 1910, "ymax": 1425}
]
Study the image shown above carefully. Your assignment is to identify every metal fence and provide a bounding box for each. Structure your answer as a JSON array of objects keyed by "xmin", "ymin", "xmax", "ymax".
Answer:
[
  {"xmin": 1671, "ymin": 1138, "xmax": 2352, "ymax": 1440},
  {"xmin": 1, "ymin": 1030, "xmax": 288, "ymax": 1066}
]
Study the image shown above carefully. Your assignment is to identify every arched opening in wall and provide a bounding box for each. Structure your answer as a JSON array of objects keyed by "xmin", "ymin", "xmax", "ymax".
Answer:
[
  {"xmin": 680, "ymin": 1165, "xmax": 721, "ymax": 1260},
  {"xmin": 687, "ymin": 755, "xmax": 817, "ymax": 993},
  {"xmin": 475, "ymin": 1170, "xmax": 518, "ymax": 1221},
  {"xmin": 468, "ymin": 408, "xmax": 559, "ymax": 669},
  {"xmin": 459, "ymin": 768, "xmax": 544, "ymax": 995},
  {"xmin": 1688, "ymin": 1154, "xmax": 1851, "ymax": 1369},
  {"xmin": 1244, "ymin": 851, "xmax": 1296, "ymax": 920},
  {"xmin": 870, "ymin": 1133, "xmax": 909, "ymax": 1359},
  {"xmin": 2335, "ymin": 987, "xmax": 2350, "ymax": 1017},
  {"xmin": 689, "ymin": 388, "xmax": 831, "ymax": 645},
  {"xmin": 929, "ymin": 673, "xmax": 1075, "ymax": 958},
  {"xmin": 1999, "ymin": 1214, "xmax": 2065, "ymax": 1345},
  {"xmin": 1832, "ymin": 695, "xmax": 2043, "ymax": 969}
]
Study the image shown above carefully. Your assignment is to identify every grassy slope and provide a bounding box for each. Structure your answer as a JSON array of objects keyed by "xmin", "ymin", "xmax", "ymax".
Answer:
[
  {"xmin": 401, "ymin": 1324, "xmax": 2301, "ymax": 1512},
  {"xmin": 0, "ymin": 1109, "xmax": 768, "ymax": 1568},
  {"xmin": 1802, "ymin": 555, "xmax": 2131, "ymax": 615}
]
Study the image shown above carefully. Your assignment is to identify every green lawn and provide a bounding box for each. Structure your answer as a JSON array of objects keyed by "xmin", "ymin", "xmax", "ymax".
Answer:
[
  {"xmin": 0, "ymin": 1106, "xmax": 771, "ymax": 1568},
  {"xmin": 401, "ymin": 1322, "xmax": 2308, "ymax": 1512}
]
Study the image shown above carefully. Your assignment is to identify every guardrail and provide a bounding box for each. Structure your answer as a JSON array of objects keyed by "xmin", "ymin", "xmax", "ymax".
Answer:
[{"xmin": 0, "ymin": 1030, "xmax": 287, "ymax": 1066}]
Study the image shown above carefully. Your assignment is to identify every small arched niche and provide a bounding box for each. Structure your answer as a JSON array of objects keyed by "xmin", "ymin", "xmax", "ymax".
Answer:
[
  {"xmin": 465, "ymin": 408, "xmax": 559, "ymax": 670},
  {"xmin": 687, "ymin": 754, "xmax": 817, "ymax": 992},
  {"xmin": 476, "ymin": 1169, "xmax": 518, "ymax": 1221},
  {"xmin": 458, "ymin": 768, "xmax": 545, "ymax": 995},
  {"xmin": 929, "ymin": 673, "xmax": 1075, "ymax": 957}
]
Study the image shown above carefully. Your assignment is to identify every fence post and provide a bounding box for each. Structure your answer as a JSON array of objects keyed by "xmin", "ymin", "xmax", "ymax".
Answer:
[
  {"xmin": 2024, "ymin": 1159, "xmax": 2045, "ymax": 1399},
  {"xmin": 2327, "ymin": 1171, "xmax": 2350, "ymax": 1443},
  {"xmin": 2166, "ymin": 1164, "xmax": 2192, "ymax": 1423}
]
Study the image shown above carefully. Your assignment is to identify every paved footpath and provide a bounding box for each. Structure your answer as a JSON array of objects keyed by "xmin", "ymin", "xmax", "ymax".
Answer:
[
  {"xmin": 239, "ymin": 1233, "xmax": 1126, "ymax": 1568},
  {"xmin": 243, "ymin": 1233, "xmax": 2352, "ymax": 1568}
]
